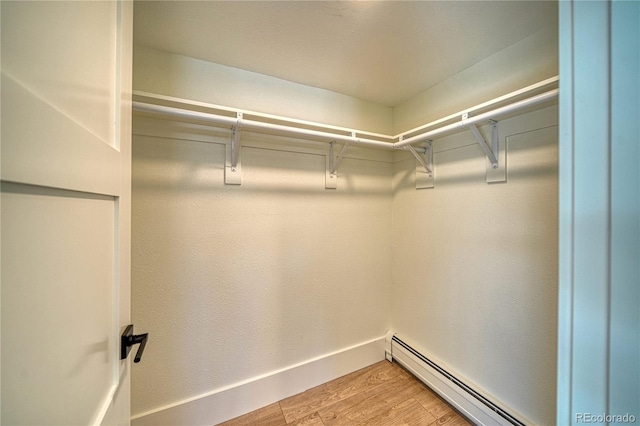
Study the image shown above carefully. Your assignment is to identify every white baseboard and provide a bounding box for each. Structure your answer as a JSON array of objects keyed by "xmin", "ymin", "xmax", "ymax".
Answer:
[{"xmin": 131, "ymin": 336, "xmax": 386, "ymax": 426}]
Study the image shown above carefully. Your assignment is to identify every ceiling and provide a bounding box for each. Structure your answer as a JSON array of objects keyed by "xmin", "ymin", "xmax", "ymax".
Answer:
[{"xmin": 133, "ymin": 1, "xmax": 557, "ymax": 107}]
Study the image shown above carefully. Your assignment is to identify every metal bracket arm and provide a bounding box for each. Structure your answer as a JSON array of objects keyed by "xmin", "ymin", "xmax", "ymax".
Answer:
[
  {"xmin": 330, "ymin": 134, "xmax": 354, "ymax": 175},
  {"xmin": 231, "ymin": 112, "xmax": 243, "ymax": 171},
  {"xmin": 466, "ymin": 120, "xmax": 498, "ymax": 169},
  {"xmin": 400, "ymin": 137, "xmax": 434, "ymax": 189},
  {"xmin": 406, "ymin": 144, "xmax": 432, "ymax": 176},
  {"xmin": 399, "ymin": 134, "xmax": 432, "ymax": 176}
]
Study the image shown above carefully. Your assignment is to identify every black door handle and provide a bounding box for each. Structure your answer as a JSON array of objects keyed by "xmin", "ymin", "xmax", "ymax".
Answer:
[{"xmin": 121, "ymin": 324, "xmax": 148, "ymax": 363}]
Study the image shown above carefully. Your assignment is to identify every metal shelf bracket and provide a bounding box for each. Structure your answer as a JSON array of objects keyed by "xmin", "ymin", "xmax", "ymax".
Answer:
[
  {"xmin": 326, "ymin": 132, "xmax": 356, "ymax": 189},
  {"xmin": 485, "ymin": 120, "xmax": 506, "ymax": 183},
  {"xmin": 225, "ymin": 112, "xmax": 243, "ymax": 185},
  {"xmin": 465, "ymin": 116, "xmax": 498, "ymax": 168},
  {"xmin": 463, "ymin": 116, "xmax": 506, "ymax": 183},
  {"xmin": 326, "ymin": 142, "xmax": 337, "ymax": 189},
  {"xmin": 401, "ymin": 136, "xmax": 434, "ymax": 189},
  {"xmin": 331, "ymin": 136, "xmax": 353, "ymax": 176}
]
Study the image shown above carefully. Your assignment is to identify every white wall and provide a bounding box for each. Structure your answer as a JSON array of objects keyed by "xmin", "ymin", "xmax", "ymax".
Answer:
[
  {"xmin": 391, "ymin": 105, "xmax": 558, "ymax": 425},
  {"xmin": 133, "ymin": 45, "xmax": 393, "ymax": 135},
  {"xmin": 393, "ymin": 24, "xmax": 558, "ymax": 134},
  {"xmin": 130, "ymin": 117, "xmax": 393, "ymax": 422}
]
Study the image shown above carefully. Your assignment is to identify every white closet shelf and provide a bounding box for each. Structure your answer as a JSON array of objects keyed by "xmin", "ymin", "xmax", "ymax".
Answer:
[
  {"xmin": 132, "ymin": 76, "xmax": 558, "ymax": 186},
  {"xmin": 132, "ymin": 93, "xmax": 397, "ymax": 149}
]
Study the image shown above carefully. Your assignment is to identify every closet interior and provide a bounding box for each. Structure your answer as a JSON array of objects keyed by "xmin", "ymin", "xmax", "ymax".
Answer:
[{"xmin": 130, "ymin": 2, "xmax": 559, "ymax": 425}]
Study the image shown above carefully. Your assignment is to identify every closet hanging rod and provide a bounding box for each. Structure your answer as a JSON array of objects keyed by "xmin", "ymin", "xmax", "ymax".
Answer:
[
  {"xmin": 394, "ymin": 88, "xmax": 559, "ymax": 148},
  {"xmin": 132, "ymin": 101, "xmax": 395, "ymax": 150},
  {"xmin": 394, "ymin": 75, "xmax": 558, "ymax": 140},
  {"xmin": 132, "ymin": 85, "xmax": 558, "ymax": 151}
]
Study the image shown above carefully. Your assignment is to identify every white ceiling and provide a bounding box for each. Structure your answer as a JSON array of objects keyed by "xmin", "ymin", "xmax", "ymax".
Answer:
[{"xmin": 133, "ymin": 1, "xmax": 557, "ymax": 107}]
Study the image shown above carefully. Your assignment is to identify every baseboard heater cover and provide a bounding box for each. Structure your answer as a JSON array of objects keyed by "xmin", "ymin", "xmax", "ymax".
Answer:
[{"xmin": 386, "ymin": 332, "xmax": 528, "ymax": 426}]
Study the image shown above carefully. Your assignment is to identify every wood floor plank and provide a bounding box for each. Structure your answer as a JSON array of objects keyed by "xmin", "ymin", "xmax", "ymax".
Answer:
[
  {"xmin": 318, "ymin": 366, "xmax": 426, "ymax": 426},
  {"xmin": 217, "ymin": 402, "xmax": 286, "ymax": 426},
  {"xmin": 359, "ymin": 398, "xmax": 437, "ymax": 426},
  {"xmin": 287, "ymin": 411, "xmax": 325, "ymax": 426},
  {"xmin": 279, "ymin": 361, "xmax": 397, "ymax": 423}
]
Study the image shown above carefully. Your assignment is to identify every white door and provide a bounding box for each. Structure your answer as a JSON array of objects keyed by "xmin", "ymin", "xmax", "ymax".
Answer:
[{"xmin": 1, "ymin": 1, "xmax": 133, "ymax": 424}]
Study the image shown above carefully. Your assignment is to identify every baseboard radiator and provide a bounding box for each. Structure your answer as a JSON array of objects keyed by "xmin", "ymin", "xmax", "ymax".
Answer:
[{"xmin": 385, "ymin": 332, "xmax": 527, "ymax": 426}]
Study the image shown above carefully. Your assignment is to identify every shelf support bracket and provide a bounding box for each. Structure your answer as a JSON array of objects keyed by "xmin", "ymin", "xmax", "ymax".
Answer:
[
  {"xmin": 402, "ymin": 137, "xmax": 434, "ymax": 189},
  {"xmin": 331, "ymin": 138, "xmax": 353, "ymax": 175},
  {"xmin": 467, "ymin": 122, "xmax": 498, "ymax": 169},
  {"xmin": 225, "ymin": 112, "xmax": 243, "ymax": 185},
  {"xmin": 326, "ymin": 132, "xmax": 355, "ymax": 189},
  {"xmin": 326, "ymin": 141, "xmax": 337, "ymax": 189},
  {"xmin": 464, "ymin": 115, "xmax": 506, "ymax": 183},
  {"xmin": 485, "ymin": 120, "xmax": 506, "ymax": 183},
  {"xmin": 406, "ymin": 144, "xmax": 432, "ymax": 176}
]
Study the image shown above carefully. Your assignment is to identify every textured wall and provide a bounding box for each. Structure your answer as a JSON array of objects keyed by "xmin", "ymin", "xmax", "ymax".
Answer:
[
  {"xmin": 391, "ymin": 105, "xmax": 558, "ymax": 425},
  {"xmin": 133, "ymin": 45, "xmax": 394, "ymax": 135},
  {"xmin": 131, "ymin": 118, "xmax": 393, "ymax": 417},
  {"xmin": 392, "ymin": 25, "xmax": 558, "ymax": 134}
]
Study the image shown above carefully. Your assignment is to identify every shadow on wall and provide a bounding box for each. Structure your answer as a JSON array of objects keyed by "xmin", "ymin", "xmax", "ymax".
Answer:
[{"xmin": 132, "ymin": 133, "xmax": 394, "ymax": 197}]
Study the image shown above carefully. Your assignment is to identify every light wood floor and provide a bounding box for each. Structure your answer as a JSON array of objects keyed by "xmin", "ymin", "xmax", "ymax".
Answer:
[{"xmin": 218, "ymin": 360, "xmax": 472, "ymax": 426}]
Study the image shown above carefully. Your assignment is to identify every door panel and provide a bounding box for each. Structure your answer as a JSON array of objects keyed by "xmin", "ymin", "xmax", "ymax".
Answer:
[
  {"xmin": 1, "ymin": 184, "xmax": 117, "ymax": 425},
  {"xmin": 1, "ymin": 0, "xmax": 121, "ymax": 195},
  {"xmin": 1, "ymin": 1, "xmax": 117, "ymax": 146},
  {"xmin": 2, "ymin": 76, "xmax": 121, "ymax": 195},
  {"xmin": 1, "ymin": 1, "xmax": 132, "ymax": 424}
]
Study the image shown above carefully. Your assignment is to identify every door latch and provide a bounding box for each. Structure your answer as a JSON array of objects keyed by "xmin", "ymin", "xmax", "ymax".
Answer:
[{"xmin": 121, "ymin": 324, "xmax": 148, "ymax": 363}]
